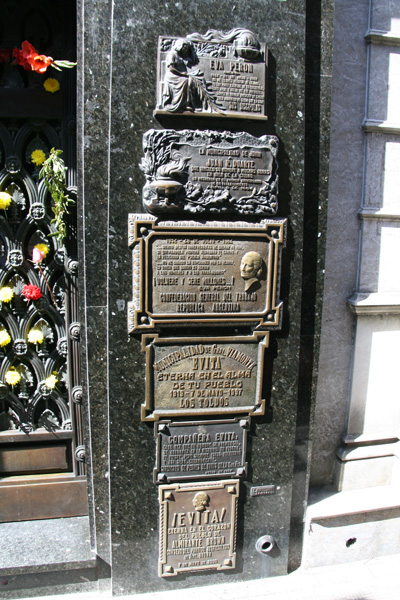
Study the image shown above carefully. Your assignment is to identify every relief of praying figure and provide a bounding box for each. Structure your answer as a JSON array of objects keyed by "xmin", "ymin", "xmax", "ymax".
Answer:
[{"xmin": 161, "ymin": 38, "xmax": 221, "ymax": 113}]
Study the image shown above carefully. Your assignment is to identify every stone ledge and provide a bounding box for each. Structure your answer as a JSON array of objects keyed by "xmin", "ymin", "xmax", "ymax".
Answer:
[
  {"xmin": 347, "ymin": 292, "xmax": 400, "ymax": 314},
  {"xmin": 307, "ymin": 484, "xmax": 400, "ymax": 520},
  {"xmin": 365, "ymin": 29, "xmax": 400, "ymax": 46},
  {"xmin": 362, "ymin": 119, "xmax": 400, "ymax": 134},
  {"xmin": 359, "ymin": 208, "xmax": 400, "ymax": 221}
]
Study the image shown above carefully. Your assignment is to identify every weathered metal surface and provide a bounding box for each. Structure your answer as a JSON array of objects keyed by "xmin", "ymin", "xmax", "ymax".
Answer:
[
  {"xmin": 141, "ymin": 333, "xmax": 268, "ymax": 421},
  {"xmin": 140, "ymin": 129, "xmax": 278, "ymax": 215},
  {"xmin": 128, "ymin": 216, "xmax": 286, "ymax": 332},
  {"xmin": 159, "ymin": 479, "xmax": 239, "ymax": 577},
  {"xmin": 155, "ymin": 418, "xmax": 249, "ymax": 482},
  {"xmin": 155, "ymin": 29, "xmax": 267, "ymax": 120},
  {"xmin": 249, "ymin": 485, "xmax": 276, "ymax": 497}
]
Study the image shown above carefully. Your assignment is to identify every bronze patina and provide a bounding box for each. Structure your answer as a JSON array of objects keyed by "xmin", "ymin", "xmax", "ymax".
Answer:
[
  {"xmin": 140, "ymin": 129, "xmax": 278, "ymax": 215},
  {"xmin": 154, "ymin": 417, "xmax": 249, "ymax": 482},
  {"xmin": 141, "ymin": 333, "xmax": 268, "ymax": 421},
  {"xmin": 128, "ymin": 216, "xmax": 286, "ymax": 332},
  {"xmin": 155, "ymin": 29, "xmax": 267, "ymax": 119},
  {"xmin": 159, "ymin": 479, "xmax": 239, "ymax": 577}
]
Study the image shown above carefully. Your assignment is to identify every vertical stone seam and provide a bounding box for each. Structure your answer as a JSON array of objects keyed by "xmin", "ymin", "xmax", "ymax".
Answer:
[{"xmin": 106, "ymin": 0, "xmax": 115, "ymax": 570}]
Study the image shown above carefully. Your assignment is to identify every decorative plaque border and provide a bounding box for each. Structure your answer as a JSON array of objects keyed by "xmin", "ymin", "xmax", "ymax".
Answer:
[
  {"xmin": 141, "ymin": 332, "xmax": 268, "ymax": 421},
  {"xmin": 159, "ymin": 479, "xmax": 239, "ymax": 577},
  {"xmin": 128, "ymin": 216, "xmax": 286, "ymax": 332}
]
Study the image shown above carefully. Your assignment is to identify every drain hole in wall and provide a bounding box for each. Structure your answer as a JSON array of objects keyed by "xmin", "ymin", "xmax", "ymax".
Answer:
[
  {"xmin": 346, "ymin": 537, "xmax": 357, "ymax": 548},
  {"xmin": 261, "ymin": 541, "xmax": 272, "ymax": 551}
]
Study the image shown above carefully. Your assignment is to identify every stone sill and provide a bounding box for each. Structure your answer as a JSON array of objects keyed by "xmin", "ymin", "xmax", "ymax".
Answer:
[
  {"xmin": 307, "ymin": 484, "xmax": 400, "ymax": 520},
  {"xmin": 365, "ymin": 29, "xmax": 400, "ymax": 46},
  {"xmin": 362, "ymin": 119, "xmax": 400, "ymax": 134},
  {"xmin": 359, "ymin": 208, "xmax": 400, "ymax": 221},
  {"xmin": 347, "ymin": 292, "xmax": 400, "ymax": 314},
  {"xmin": 0, "ymin": 516, "xmax": 95, "ymax": 574}
]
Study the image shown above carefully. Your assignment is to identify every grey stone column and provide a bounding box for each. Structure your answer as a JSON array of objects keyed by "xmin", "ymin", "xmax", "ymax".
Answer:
[{"xmin": 335, "ymin": 0, "xmax": 400, "ymax": 490}]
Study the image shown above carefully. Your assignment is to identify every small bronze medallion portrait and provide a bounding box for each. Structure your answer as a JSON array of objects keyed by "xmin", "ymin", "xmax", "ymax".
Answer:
[{"xmin": 240, "ymin": 251, "xmax": 263, "ymax": 292}]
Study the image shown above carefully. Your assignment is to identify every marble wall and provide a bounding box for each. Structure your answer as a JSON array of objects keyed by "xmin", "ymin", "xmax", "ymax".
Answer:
[{"xmin": 78, "ymin": 0, "xmax": 333, "ymax": 593}]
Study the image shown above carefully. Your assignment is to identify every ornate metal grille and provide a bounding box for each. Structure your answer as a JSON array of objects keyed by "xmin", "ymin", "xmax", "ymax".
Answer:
[{"xmin": 0, "ymin": 1, "xmax": 85, "ymax": 502}]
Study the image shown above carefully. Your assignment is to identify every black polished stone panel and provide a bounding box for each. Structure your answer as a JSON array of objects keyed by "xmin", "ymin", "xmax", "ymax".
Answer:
[
  {"xmin": 78, "ymin": 0, "xmax": 330, "ymax": 596},
  {"xmin": 107, "ymin": 1, "xmax": 306, "ymax": 594},
  {"xmin": 78, "ymin": 0, "xmax": 114, "ymax": 568}
]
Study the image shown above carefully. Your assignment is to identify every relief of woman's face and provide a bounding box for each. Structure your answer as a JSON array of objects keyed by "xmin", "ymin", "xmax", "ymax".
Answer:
[{"xmin": 240, "ymin": 253, "xmax": 260, "ymax": 280}]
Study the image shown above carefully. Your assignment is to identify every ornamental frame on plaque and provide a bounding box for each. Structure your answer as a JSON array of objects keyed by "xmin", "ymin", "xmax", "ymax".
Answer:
[
  {"xmin": 158, "ymin": 479, "xmax": 239, "ymax": 577},
  {"xmin": 128, "ymin": 216, "xmax": 286, "ymax": 332},
  {"xmin": 140, "ymin": 332, "xmax": 268, "ymax": 421},
  {"xmin": 154, "ymin": 29, "xmax": 268, "ymax": 120},
  {"xmin": 154, "ymin": 417, "xmax": 249, "ymax": 483}
]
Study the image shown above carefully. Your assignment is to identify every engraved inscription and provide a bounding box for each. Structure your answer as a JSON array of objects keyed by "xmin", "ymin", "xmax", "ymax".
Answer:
[
  {"xmin": 154, "ymin": 343, "xmax": 257, "ymax": 411},
  {"xmin": 140, "ymin": 129, "xmax": 278, "ymax": 215},
  {"xmin": 155, "ymin": 418, "xmax": 248, "ymax": 481},
  {"xmin": 250, "ymin": 485, "xmax": 276, "ymax": 497},
  {"xmin": 150, "ymin": 237, "xmax": 268, "ymax": 315},
  {"xmin": 128, "ymin": 218, "xmax": 286, "ymax": 332},
  {"xmin": 141, "ymin": 335, "xmax": 267, "ymax": 420},
  {"xmin": 155, "ymin": 29, "xmax": 267, "ymax": 119},
  {"xmin": 159, "ymin": 480, "xmax": 238, "ymax": 577}
]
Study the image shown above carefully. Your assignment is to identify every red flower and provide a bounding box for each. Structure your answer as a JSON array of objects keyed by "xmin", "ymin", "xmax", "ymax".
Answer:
[
  {"xmin": 28, "ymin": 53, "xmax": 53, "ymax": 73},
  {"xmin": 22, "ymin": 284, "xmax": 42, "ymax": 300},
  {"xmin": 13, "ymin": 41, "xmax": 53, "ymax": 73}
]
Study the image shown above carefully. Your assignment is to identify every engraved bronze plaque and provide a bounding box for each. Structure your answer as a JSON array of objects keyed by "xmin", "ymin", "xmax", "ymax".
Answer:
[
  {"xmin": 140, "ymin": 129, "xmax": 278, "ymax": 216},
  {"xmin": 155, "ymin": 418, "xmax": 249, "ymax": 483},
  {"xmin": 155, "ymin": 29, "xmax": 267, "ymax": 120},
  {"xmin": 159, "ymin": 479, "xmax": 239, "ymax": 577},
  {"xmin": 141, "ymin": 333, "xmax": 268, "ymax": 421},
  {"xmin": 128, "ymin": 216, "xmax": 286, "ymax": 332}
]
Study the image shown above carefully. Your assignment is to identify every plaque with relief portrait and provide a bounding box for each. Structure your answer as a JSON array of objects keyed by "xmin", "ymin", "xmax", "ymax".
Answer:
[
  {"xmin": 159, "ymin": 479, "xmax": 239, "ymax": 577},
  {"xmin": 128, "ymin": 216, "xmax": 286, "ymax": 332}
]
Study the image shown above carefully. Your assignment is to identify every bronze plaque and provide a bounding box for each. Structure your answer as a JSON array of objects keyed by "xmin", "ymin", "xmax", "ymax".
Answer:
[
  {"xmin": 128, "ymin": 216, "xmax": 286, "ymax": 332},
  {"xmin": 159, "ymin": 479, "xmax": 239, "ymax": 577},
  {"xmin": 155, "ymin": 418, "xmax": 249, "ymax": 482},
  {"xmin": 140, "ymin": 129, "xmax": 278, "ymax": 216},
  {"xmin": 155, "ymin": 29, "xmax": 267, "ymax": 120},
  {"xmin": 141, "ymin": 333, "xmax": 268, "ymax": 421}
]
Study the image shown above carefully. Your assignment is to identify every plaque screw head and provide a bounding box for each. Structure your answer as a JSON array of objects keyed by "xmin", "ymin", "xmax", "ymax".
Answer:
[
  {"xmin": 271, "ymin": 229, "xmax": 279, "ymax": 238},
  {"xmin": 267, "ymin": 313, "xmax": 274, "ymax": 321},
  {"xmin": 165, "ymin": 565, "xmax": 174, "ymax": 573},
  {"xmin": 227, "ymin": 486, "xmax": 237, "ymax": 494},
  {"xmin": 240, "ymin": 419, "xmax": 249, "ymax": 429},
  {"xmin": 140, "ymin": 316, "xmax": 148, "ymax": 324},
  {"xmin": 224, "ymin": 559, "xmax": 232, "ymax": 566},
  {"xmin": 164, "ymin": 491, "xmax": 174, "ymax": 500},
  {"xmin": 158, "ymin": 424, "xmax": 169, "ymax": 434},
  {"xmin": 140, "ymin": 227, "xmax": 148, "ymax": 237},
  {"xmin": 158, "ymin": 473, "xmax": 168, "ymax": 483}
]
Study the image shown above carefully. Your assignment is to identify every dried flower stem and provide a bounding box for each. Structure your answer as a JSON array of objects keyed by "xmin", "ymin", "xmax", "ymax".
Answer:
[{"xmin": 36, "ymin": 263, "xmax": 57, "ymax": 308}]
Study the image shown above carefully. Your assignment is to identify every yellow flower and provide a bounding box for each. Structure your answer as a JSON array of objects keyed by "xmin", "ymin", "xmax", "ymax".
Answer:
[
  {"xmin": 5, "ymin": 369, "xmax": 21, "ymax": 386},
  {"xmin": 34, "ymin": 243, "xmax": 50, "ymax": 257},
  {"xmin": 28, "ymin": 329, "xmax": 44, "ymax": 344},
  {"xmin": 0, "ymin": 192, "xmax": 12, "ymax": 210},
  {"xmin": 43, "ymin": 78, "xmax": 60, "ymax": 93},
  {"xmin": 0, "ymin": 287, "xmax": 14, "ymax": 302},
  {"xmin": 31, "ymin": 149, "xmax": 46, "ymax": 166},
  {"xmin": 0, "ymin": 329, "xmax": 11, "ymax": 347},
  {"xmin": 45, "ymin": 374, "xmax": 58, "ymax": 389}
]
